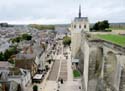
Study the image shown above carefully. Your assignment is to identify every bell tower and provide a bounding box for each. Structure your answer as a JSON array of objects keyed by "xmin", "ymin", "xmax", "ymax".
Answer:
[{"xmin": 70, "ymin": 5, "xmax": 89, "ymax": 59}]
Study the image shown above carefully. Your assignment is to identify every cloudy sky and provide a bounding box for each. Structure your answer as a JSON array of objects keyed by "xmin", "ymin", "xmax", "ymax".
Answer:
[{"xmin": 0, "ymin": 0, "xmax": 124, "ymax": 24}]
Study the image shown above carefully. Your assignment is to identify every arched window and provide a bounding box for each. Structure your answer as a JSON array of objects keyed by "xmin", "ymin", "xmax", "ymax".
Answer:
[
  {"xmin": 79, "ymin": 25, "xmax": 81, "ymax": 29},
  {"xmin": 84, "ymin": 25, "xmax": 86, "ymax": 28},
  {"xmin": 74, "ymin": 25, "xmax": 76, "ymax": 28}
]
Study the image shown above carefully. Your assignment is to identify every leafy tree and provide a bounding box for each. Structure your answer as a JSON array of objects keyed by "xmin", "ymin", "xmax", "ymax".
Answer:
[
  {"xmin": 0, "ymin": 52, "xmax": 5, "ymax": 61},
  {"xmin": 11, "ymin": 37, "xmax": 21, "ymax": 43},
  {"xmin": 4, "ymin": 49, "xmax": 10, "ymax": 60},
  {"xmin": 93, "ymin": 20, "xmax": 110, "ymax": 31},
  {"xmin": 93, "ymin": 22, "xmax": 99, "ymax": 30},
  {"xmin": 63, "ymin": 36, "xmax": 71, "ymax": 46},
  {"xmin": 10, "ymin": 34, "xmax": 32, "ymax": 43},
  {"xmin": 4, "ymin": 46, "xmax": 17, "ymax": 61},
  {"xmin": 22, "ymin": 34, "xmax": 32, "ymax": 40},
  {"xmin": 33, "ymin": 85, "xmax": 38, "ymax": 91}
]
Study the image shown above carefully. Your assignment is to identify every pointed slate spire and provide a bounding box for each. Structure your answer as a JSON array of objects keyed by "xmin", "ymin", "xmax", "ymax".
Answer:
[{"xmin": 79, "ymin": 5, "xmax": 81, "ymax": 18}]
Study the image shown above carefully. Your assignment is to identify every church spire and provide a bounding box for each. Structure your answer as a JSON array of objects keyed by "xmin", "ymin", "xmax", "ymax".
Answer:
[{"xmin": 79, "ymin": 5, "xmax": 81, "ymax": 18}]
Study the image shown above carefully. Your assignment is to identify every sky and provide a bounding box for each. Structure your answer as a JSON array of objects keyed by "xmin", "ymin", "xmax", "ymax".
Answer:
[{"xmin": 0, "ymin": 0, "xmax": 125, "ymax": 24}]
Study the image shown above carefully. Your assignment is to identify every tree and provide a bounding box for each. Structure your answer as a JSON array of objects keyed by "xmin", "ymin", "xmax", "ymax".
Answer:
[
  {"xmin": 33, "ymin": 85, "xmax": 38, "ymax": 91},
  {"xmin": 93, "ymin": 22, "xmax": 100, "ymax": 30},
  {"xmin": 22, "ymin": 34, "xmax": 32, "ymax": 40},
  {"xmin": 10, "ymin": 33, "xmax": 32, "ymax": 44},
  {"xmin": 11, "ymin": 37, "xmax": 21, "ymax": 43},
  {"xmin": 4, "ymin": 49, "xmax": 10, "ymax": 60},
  {"xmin": 3, "ymin": 46, "xmax": 17, "ymax": 61},
  {"xmin": 93, "ymin": 20, "xmax": 110, "ymax": 31},
  {"xmin": 63, "ymin": 36, "xmax": 71, "ymax": 46},
  {"xmin": 0, "ymin": 52, "xmax": 5, "ymax": 61}
]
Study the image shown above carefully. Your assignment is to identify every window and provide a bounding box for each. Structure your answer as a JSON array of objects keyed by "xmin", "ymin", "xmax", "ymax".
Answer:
[
  {"xmin": 84, "ymin": 25, "xmax": 86, "ymax": 28},
  {"xmin": 74, "ymin": 25, "xmax": 76, "ymax": 28},
  {"xmin": 79, "ymin": 25, "xmax": 81, "ymax": 29}
]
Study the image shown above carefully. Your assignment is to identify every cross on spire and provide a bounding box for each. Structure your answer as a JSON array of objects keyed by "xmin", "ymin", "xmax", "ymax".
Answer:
[{"xmin": 79, "ymin": 5, "xmax": 81, "ymax": 18}]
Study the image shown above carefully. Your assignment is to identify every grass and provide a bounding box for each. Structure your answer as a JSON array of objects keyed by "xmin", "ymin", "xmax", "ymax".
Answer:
[
  {"xmin": 73, "ymin": 70, "xmax": 81, "ymax": 78},
  {"xmin": 96, "ymin": 34, "xmax": 125, "ymax": 47}
]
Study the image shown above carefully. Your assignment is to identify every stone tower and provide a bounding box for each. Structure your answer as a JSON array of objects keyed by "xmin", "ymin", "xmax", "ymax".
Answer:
[{"xmin": 71, "ymin": 5, "xmax": 89, "ymax": 59}]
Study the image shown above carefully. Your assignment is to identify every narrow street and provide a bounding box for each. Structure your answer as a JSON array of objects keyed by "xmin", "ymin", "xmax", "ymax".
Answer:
[
  {"xmin": 59, "ymin": 47, "xmax": 81, "ymax": 91},
  {"xmin": 48, "ymin": 60, "xmax": 60, "ymax": 81},
  {"xmin": 25, "ymin": 39, "xmax": 82, "ymax": 91}
]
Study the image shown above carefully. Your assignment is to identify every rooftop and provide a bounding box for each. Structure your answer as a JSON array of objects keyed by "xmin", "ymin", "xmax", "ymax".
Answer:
[
  {"xmin": 9, "ymin": 67, "xmax": 21, "ymax": 75},
  {"xmin": 74, "ymin": 17, "xmax": 88, "ymax": 22}
]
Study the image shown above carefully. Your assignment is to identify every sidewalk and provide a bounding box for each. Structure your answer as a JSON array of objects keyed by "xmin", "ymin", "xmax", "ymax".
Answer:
[{"xmin": 58, "ymin": 47, "xmax": 82, "ymax": 91}]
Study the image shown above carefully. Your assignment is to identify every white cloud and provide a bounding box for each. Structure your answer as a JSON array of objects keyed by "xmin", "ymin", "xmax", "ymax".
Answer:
[{"xmin": 0, "ymin": 0, "xmax": 124, "ymax": 24}]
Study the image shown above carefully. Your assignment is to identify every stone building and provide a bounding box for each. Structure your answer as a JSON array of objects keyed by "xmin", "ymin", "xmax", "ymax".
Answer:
[
  {"xmin": 70, "ymin": 5, "xmax": 89, "ymax": 59},
  {"xmin": 78, "ymin": 31, "xmax": 125, "ymax": 91},
  {"xmin": 70, "ymin": 5, "xmax": 125, "ymax": 91}
]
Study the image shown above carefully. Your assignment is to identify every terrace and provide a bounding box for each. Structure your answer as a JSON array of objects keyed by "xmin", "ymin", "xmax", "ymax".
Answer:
[
  {"xmin": 88, "ymin": 34, "xmax": 125, "ymax": 54},
  {"xmin": 95, "ymin": 34, "xmax": 125, "ymax": 47}
]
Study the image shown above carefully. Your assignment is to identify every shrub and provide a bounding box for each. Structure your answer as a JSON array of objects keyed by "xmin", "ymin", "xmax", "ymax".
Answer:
[{"xmin": 33, "ymin": 85, "xmax": 38, "ymax": 91}]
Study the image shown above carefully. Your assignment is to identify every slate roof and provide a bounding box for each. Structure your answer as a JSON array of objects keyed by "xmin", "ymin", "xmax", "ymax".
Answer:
[
  {"xmin": 74, "ymin": 17, "xmax": 88, "ymax": 22},
  {"xmin": 15, "ymin": 58, "xmax": 36, "ymax": 70},
  {"xmin": 16, "ymin": 53, "xmax": 35, "ymax": 60}
]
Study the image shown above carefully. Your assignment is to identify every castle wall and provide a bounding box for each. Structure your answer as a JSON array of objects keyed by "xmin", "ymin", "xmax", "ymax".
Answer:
[
  {"xmin": 80, "ymin": 35, "xmax": 90, "ymax": 91},
  {"xmin": 71, "ymin": 30, "xmax": 82, "ymax": 58},
  {"xmin": 79, "ymin": 33, "xmax": 125, "ymax": 91}
]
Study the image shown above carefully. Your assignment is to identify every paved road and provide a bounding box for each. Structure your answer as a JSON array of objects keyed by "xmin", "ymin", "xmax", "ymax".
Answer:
[
  {"xmin": 42, "ymin": 41, "xmax": 82, "ymax": 91},
  {"xmin": 58, "ymin": 47, "xmax": 82, "ymax": 91},
  {"xmin": 58, "ymin": 59, "xmax": 67, "ymax": 81},
  {"xmin": 48, "ymin": 60, "xmax": 60, "ymax": 81}
]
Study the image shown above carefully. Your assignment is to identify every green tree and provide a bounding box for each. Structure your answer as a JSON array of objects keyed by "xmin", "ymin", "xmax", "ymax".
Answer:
[
  {"xmin": 0, "ymin": 52, "xmax": 5, "ymax": 61},
  {"xmin": 4, "ymin": 49, "xmax": 10, "ymax": 60},
  {"xmin": 11, "ymin": 37, "xmax": 21, "ymax": 43},
  {"xmin": 4, "ymin": 46, "xmax": 17, "ymax": 61},
  {"xmin": 22, "ymin": 34, "xmax": 32, "ymax": 40},
  {"xmin": 93, "ymin": 20, "xmax": 109, "ymax": 31},
  {"xmin": 93, "ymin": 22, "xmax": 100, "ymax": 30},
  {"xmin": 33, "ymin": 85, "xmax": 38, "ymax": 91},
  {"xmin": 10, "ymin": 34, "xmax": 32, "ymax": 43},
  {"xmin": 63, "ymin": 36, "xmax": 71, "ymax": 46}
]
